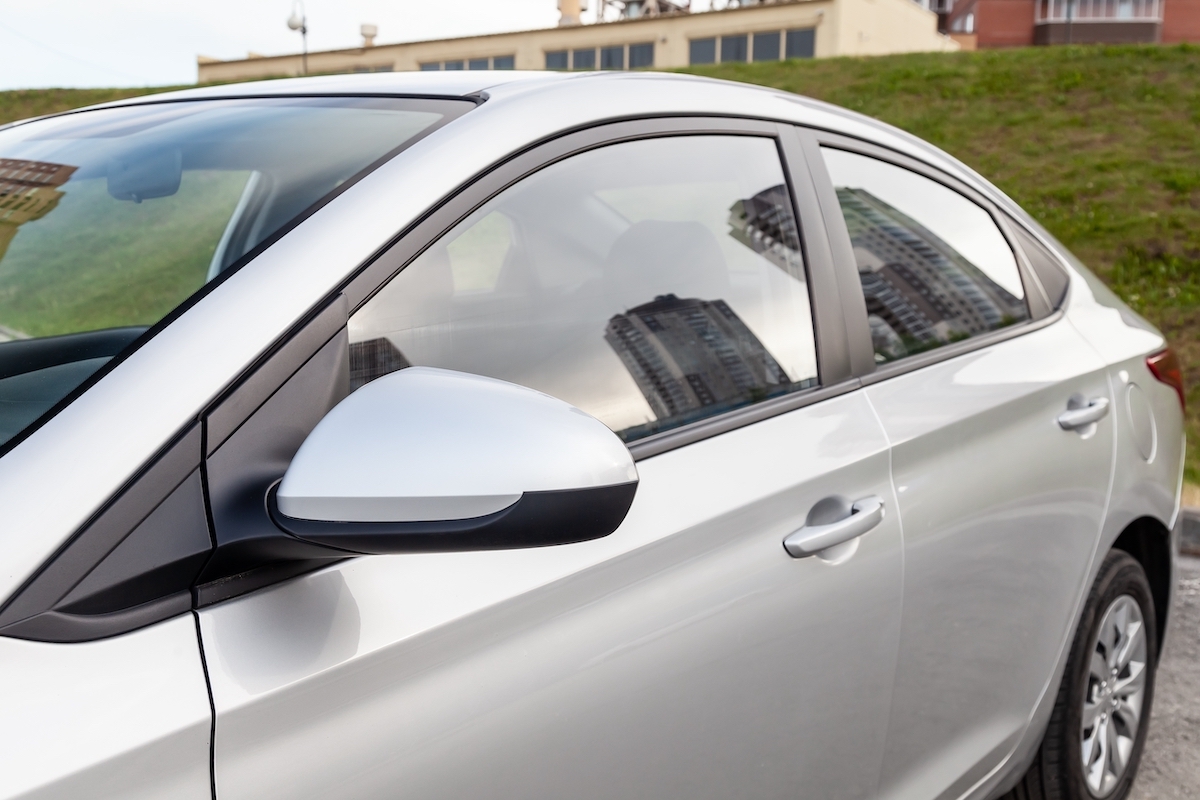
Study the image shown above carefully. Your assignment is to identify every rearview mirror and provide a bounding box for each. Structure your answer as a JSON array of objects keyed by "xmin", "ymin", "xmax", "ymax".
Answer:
[
  {"xmin": 270, "ymin": 367, "xmax": 639, "ymax": 554},
  {"xmin": 107, "ymin": 148, "xmax": 182, "ymax": 202}
]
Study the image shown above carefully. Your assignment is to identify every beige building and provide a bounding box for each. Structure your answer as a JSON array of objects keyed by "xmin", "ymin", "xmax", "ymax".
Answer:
[{"xmin": 197, "ymin": 0, "xmax": 957, "ymax": 83}]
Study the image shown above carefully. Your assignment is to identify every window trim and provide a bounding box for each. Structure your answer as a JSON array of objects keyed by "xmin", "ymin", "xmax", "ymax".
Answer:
[
  {"xmin": 801, "ymin": 127, "xmax": 1070, "ymax": 385},
  {"xmin": 336, "ymin": 117, "xmax": 853, "ymax": 460}
]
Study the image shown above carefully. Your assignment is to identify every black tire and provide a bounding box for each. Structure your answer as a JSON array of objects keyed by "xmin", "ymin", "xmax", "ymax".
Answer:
[{"xmin": 1002, "ymin": 549, "xmax": 1158, "ymax": 800}]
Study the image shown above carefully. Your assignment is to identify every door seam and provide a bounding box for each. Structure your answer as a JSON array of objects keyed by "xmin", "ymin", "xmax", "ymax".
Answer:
[
  {"xmin": 863, "ymin": 389, "xmax": 907, "ymax": 800},
  {"xmin": 193, "ymin": 610, "xmax": 217, "ymax": 800}
]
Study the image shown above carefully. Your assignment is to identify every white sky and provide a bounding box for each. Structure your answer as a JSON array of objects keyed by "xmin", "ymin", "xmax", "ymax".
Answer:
[{"xmin": 0, "ymin": 0, "xmax": 717, "ymax": 91}]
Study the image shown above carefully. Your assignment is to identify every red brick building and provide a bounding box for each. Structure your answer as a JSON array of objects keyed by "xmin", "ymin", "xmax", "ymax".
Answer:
[{"xmin": 941, "ymin": 0, "xmax": 1200, "ymax": 47}]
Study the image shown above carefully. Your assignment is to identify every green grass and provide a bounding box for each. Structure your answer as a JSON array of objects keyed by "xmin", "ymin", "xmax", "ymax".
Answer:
[
  {"xmin": 0, "ymin": 87, "xmax": 180, "ymax": 126},
  {"xmin": 3, "ymin": 45, "xmax": 1200, "ymax": 475}
]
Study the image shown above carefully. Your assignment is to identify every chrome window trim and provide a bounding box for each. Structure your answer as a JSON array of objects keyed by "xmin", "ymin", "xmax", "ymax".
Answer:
[
  {"xmin": 858, "ymin": 308, "xmax": 1066, "ymax": 387},
  {"xmin": 628, "ymin": 378, "xmax": 862, "ymax": 460}
]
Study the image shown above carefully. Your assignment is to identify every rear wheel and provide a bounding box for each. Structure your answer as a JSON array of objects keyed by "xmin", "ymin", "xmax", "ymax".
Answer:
[{"xmin": 1003, "ymin": 550, "xmax": 1157, "ymax": 800}]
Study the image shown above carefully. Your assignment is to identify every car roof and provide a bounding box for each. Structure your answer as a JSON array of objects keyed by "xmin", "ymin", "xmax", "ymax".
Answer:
[
  {"xmin": 73, "ymin": 70, "xmax": 999, "ymax": 206},
  {"xmin": 131, "ymin": 69, "xmax": 566, "ymax": 103}
]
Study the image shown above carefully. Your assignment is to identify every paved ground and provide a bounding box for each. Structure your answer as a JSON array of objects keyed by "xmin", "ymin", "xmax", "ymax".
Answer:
[{"xmin": 1129, "ymin": 555, "xmax": 1200, "ymax": 800}]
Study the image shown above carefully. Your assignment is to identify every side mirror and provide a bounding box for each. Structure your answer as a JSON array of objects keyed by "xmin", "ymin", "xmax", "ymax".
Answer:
[{"xmin": 270, "ymin": 367, "xmax": 639, "ymax": 554}]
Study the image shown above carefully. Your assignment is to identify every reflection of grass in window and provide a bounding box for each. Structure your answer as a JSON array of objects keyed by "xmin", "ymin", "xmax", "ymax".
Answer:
[
  {"xmin": 447, "ymin": 211, "xmax": 512, "ymax": 292},
  {"xmin": 0, "ymin": 171, "xmax": 248, "ymax": 338}
]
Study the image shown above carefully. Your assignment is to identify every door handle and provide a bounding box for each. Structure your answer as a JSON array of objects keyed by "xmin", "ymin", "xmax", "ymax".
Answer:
[
  {"xmin": 784, "ymin": 496, "xmax": 885, "ymax": 558},
  {"xmin": 1057, "ymin": 396, "xmax": 1110, "ymax": 431}
]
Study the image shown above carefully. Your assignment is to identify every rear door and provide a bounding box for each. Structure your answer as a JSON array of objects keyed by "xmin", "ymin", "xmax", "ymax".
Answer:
[
  {"xmin": 807, "ymin": 134, "xmax": 1115, "ymax": 800},
  {"xmin": 198, "ymin": 121, "xmax": 904, "ymax": 799}
]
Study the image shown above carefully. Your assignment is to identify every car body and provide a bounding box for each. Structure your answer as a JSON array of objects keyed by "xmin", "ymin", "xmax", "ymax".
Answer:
[{"xmin": 0, "ymin": 71, "xmax": 1183, "ymax": 800}]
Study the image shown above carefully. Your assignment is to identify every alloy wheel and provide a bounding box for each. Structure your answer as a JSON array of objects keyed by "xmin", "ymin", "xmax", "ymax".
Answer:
[{"xmin": 1080, "ymin": 594, "xmax": 1147, "ymax": 797}]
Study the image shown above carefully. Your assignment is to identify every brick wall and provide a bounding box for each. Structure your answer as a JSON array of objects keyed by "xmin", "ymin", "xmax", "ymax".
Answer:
[
  {"xmin": 975, "ymin": 0, "xmax": 1036, "ymax": 47},
  {"xmin": 1164, "ymin": 0, "xmax": 1200, "ymax": 41}
]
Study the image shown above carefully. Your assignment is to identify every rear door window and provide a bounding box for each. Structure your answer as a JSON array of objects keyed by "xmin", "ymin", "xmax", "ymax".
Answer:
[
  {"xmin": 820, "ymin": 147, "xmax": 1030, "ymax": 364},
  {"xmin": 349, "ymin": 135, "xmax": 819, "ymax": 441}
]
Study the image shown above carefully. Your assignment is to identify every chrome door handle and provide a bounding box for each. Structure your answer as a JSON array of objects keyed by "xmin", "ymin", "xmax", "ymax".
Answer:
[
  {"xmin": 1057, "ymin": 397, "xmax": 1110, "ymax": 431},
  {"xmin": 784, "ymin": 496, "xmax": 885, "ymax": 558}
]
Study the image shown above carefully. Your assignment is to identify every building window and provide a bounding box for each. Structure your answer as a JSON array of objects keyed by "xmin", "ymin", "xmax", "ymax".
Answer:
[
  {"xmin": 689, "ymin": 37, "xmax": 716, "ymax": 64},
  {"xmin": 753, "ymin": 31, "xmax": 781, "ymax": 61},
  {"xmin": 545, "ymin": 50, "xmax": 569, "ymax": 69},
  {"xmin": 493, "ymin": 55, "xmax": 515, "ymax": 70},
  {"xmin": 628, "ymin": 42, "xmax": 654, "ymax": 68},
  {"xmin": 444, "ymin": 60, "xmax": 464, "ymax": 70},
  {"xmin": 573, "ymin": 48, "xmax": 596, "ymax": 69},
  {"xmin": 601, "ymin": 45, "xmax": 625, "ymax": 70},
  {"xmin": 951, "ymin": 12, "xmax": 975, "ymax": 32},
  {"xmin": 721, "ymin": 34, "xmax": 748, "ymax": 63},
  {"xmin": 468, "ymin": 58, "xmax": 489, "ymax": 70},
  {"xmin": 419, "ymin": 62, "xmax": 440, "ymax": 71},
  {"xmin": 785, "ymin": 28, "xmax": 815, "ymax": 59}
]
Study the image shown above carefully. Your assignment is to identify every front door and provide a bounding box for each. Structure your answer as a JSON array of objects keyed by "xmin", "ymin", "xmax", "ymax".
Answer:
[
  {"xmin": 200, "ymin": 129, "xmax": 905, "ymax": 799},
  {"xmin": 814, "ymin": 143, "xmax": 1114, "ymax": 799}
]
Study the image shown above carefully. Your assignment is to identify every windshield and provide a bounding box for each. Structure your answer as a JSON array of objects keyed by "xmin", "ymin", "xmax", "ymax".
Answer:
[{"xmin": 0, "ymin": 96, "xmax": 463, "ymax": 453}]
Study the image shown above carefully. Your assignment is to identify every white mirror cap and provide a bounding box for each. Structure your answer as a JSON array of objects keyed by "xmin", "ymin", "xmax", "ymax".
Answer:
[{"xmin": 277, "ymin": 367, "xmax": 639, "ymax": 523}]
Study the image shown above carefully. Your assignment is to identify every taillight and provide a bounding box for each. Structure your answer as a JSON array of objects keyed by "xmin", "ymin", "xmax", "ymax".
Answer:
[{"xmin": 1147, "ymin": 348, "xmax": 1185, "ymax": 412}]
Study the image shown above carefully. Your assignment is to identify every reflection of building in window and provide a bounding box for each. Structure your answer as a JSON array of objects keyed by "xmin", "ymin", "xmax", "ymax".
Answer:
[
  {"xmin": 0, "ymin": 159, "xmax": 77, "ymax": 263},
  {"xmin": 349, "ymin": 337, "xmax": 410, "ymax": 391},
  {"xmin": 605, "ymin": 293, "xmax": 801, "ymax": 424},
  {"xmin": 836, "ymin": 187, "xmax": 1026, "ymax": 360},
  {"xmin": 728, "ymin": 183, "xmax": 804, "ymax": 277}
]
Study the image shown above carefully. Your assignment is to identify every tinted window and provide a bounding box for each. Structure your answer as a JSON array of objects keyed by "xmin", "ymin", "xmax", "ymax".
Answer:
[
  {"xmin": 545, "ymin": 51, "xmax": 569, "ymax": 70},
  {"xmin": 629, "ymin": 42, "xmax": 655, "ymax": 68},
  {"xmin": 786, "ymin": 28, "xmax": 815, "ymax": 59},
  {"xmin": 753, "ymin": 31, "xmax": 781, "ymax": 61},
  {"xmin": 821, "ymin": 148, "xmax": 1029, "ymax": 364},
  {"xmin": 601, "ymin": 46, "xmax": 625, "ymax": 70},
  {"xmin": 0, "ymin": 97, "xmax": 456, "ymax": 452},
  {"xmin": 350, "ymin": 136, "xmax": 819, "ymax": 442},
  {"xmin": 573, "ymin": 49, "xmax": 597, "ymax": 69},
  {"xmin": 721, "ymin": 35, "xmax": 748, "ymax": 62},
  {"xmin": 690, "ymin": 38, "xmax": 716, "ymax": 65}
]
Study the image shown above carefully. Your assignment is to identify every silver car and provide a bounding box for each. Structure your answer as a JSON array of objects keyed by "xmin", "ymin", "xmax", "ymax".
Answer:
[{"xmin": 0, "ymin": 72, "xmax": 1184, "ymax": 800}]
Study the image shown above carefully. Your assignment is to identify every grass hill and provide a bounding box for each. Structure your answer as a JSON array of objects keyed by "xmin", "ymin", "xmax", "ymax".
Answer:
[{"xmin": 3, "ymin": 44, "xmax": 1200, "ymax": 478}]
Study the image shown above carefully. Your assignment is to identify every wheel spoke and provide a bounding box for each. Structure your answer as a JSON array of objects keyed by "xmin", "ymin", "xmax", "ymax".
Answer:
[
  {"xmin": 1106, "ymin": 710, "xmax": 1123, "ymax": 779},
  {"xmin": 1114, "ymin": 694, "xmax": 1141, "ymax": 734},
  {"xmin": 1105, "ymin": 612, "xmax": 1124, "ymax": 669},
  {"xmin": 1115, "ymin": 619, "xmax": 1143, "ymax": 670},
  {"xmin": 1113, "ymin": 660, "xmax": 1145, "ymax": 699},
  {"xmin": 1083, "ymin": 698, "xmax": 1105, "ymax": 728},
  {"xmin": 1087, "ymin": 715, "xmax": 1109, "ymax": 790}
]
